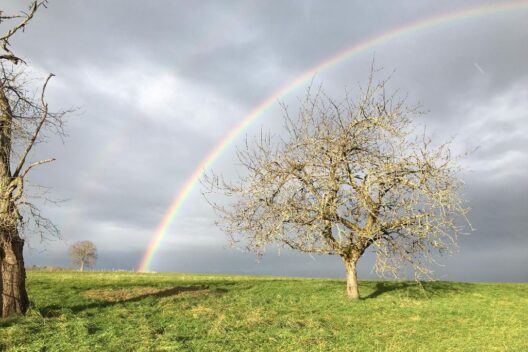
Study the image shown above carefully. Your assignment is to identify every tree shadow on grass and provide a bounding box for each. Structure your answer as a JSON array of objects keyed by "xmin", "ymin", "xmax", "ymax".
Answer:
[
  {"xmin": 0, "ymin": 317, "xmax": 20, "ymax": 328},
  {"xmin": 363, "ymin": 280, "xmax": 470, "ymax": 300},
  {"xmin": 38, "ymin": 285, "xmax": 222, "ymax": 316}
]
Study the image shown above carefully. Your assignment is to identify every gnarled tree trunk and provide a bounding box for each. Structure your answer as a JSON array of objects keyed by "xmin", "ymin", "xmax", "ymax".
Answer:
[
  {"xmin": 0, "ymin": 233, "xmax": 29, "ymax": 317},
  {"xmin": 344, "ymin": 258, "xmax": 360, "ymax": 300},
  {"xmin": 0, "ymin": 2, "xmax": 63, "ymax": 318}
]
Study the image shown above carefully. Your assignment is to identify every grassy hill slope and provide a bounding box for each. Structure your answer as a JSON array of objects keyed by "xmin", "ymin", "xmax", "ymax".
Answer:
[{"xmin": 1, "ymin": 271, "xmax": 527, "ymax": 351}]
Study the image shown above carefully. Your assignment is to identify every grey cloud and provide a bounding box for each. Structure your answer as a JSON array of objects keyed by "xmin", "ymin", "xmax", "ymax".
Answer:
[{"xmin": 3, "ymin": 0, "xmax": 525, "ymax": 281}]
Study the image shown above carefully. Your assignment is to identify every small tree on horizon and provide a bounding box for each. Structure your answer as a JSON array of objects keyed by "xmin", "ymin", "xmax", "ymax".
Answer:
[
  {"xmin": 69, "ymin": 241, "xmax": 97, "ymax": 272},
  {"xmin": 204, "ymin": 71, "xmax": 470, "ymax": 300}
]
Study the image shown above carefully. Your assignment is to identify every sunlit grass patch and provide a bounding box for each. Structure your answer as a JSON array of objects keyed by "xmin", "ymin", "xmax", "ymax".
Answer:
[{"xmin": 0, "ymin": 271, "xmax": 527, "ymax": 351}]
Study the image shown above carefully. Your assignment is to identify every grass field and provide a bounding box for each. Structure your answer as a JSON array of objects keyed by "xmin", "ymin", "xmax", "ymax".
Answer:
[{"xmin": 0, "ymin": 271, "xmax": 527, "ymax": 351}]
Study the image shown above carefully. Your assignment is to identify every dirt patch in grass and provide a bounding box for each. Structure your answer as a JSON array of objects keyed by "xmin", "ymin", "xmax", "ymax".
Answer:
[{"xmin": 83, "ymin": 286, "xmax": 209, "ymax": 302}]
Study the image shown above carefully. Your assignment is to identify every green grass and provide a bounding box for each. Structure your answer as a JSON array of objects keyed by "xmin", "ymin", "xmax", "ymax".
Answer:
[{"xmin": 1, "ymin": 271, "xmax": 527, "ymax": 351}]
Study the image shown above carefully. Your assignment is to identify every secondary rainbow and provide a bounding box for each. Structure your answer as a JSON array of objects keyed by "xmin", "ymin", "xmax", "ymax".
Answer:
[{"xmin": 138, "ymin": 1, "xmax": 528, "ymax": 272}]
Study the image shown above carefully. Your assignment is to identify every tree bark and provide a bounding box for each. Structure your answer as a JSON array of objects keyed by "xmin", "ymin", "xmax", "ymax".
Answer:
[
  {"xmin": 0, "ymin": 234, "xmax": 29, "ymax": 317},
  {"xmin": 344, "ymin": 259, "xmax": 360, "ymax": 300},
  {"xmin": 79, "ymin": 260, "xmax": 84, "ymax": 272}
]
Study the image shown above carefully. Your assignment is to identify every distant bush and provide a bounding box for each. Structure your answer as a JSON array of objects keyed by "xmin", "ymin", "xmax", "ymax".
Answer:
[{"xmin": 26, "ymin": 265, "xmax": 72, "ymax": 272}]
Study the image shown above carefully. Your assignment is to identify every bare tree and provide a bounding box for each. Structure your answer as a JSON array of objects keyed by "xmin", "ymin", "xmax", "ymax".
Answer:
[
  {"xmin": 69, "ymin": 241, "xmax": 97, "ymax": 272},
  {"xmin": 1, "ymin": 1, "xmax": 66, "ymax": 317},
  {"xmin": 204, "ymin": 71, "xmax": 470, "ymax": 300}
]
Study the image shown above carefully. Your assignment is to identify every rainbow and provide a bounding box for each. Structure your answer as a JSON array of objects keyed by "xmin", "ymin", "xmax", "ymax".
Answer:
[{"xmin": 138, "ymin": 0, "xmax": 528, "ymax": 272}]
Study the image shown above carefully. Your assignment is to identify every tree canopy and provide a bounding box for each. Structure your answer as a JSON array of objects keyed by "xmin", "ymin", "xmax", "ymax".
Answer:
[
  {"xmin": 69, "ymin": 241, "xmax": 98, "ymax": 272},
  {"xmin": 204, "ymin": 71, "xmax": 470, "ymax": 299}
]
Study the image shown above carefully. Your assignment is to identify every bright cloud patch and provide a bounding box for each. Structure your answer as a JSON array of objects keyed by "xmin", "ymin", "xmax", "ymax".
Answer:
[
  {"xmin": 451, "ymin": 83, "xmax": 528, "ymax": 181},
  {"xmin": 80, "ymin": 64, "xmax": 243, "ymax": 136}
]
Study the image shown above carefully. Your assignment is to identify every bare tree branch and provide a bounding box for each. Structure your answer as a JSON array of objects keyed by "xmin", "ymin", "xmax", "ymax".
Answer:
[
  {"xmin": 0, "ymin": 1, "xmax": 47, "ymax": 65},
  {"xmin": 20, "ymin": 158, "xmax": 55, "ymax": 178},
  {"xmin": 13, "ymin": 73, "xmax": 54, "ymax": 177}
]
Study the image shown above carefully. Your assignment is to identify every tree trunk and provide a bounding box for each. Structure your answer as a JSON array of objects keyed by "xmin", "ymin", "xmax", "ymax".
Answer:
[
  {"xmin": 79, "ymin": 260, "xmax": 84, "ymax": 272},
  {"xmin": 344, "ymin": 259, "xmax": 360, "ymax": 300},
  {"xmin": 1, "ymin": 234, "xmax": 29, "ymax": 317}
]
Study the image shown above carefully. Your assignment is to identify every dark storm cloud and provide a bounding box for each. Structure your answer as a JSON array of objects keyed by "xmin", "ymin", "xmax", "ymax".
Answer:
[
  {"xmin": 10, "ymin": 1, "xmax": 244, "ymax": 65},
  {"xmin": 4, "ymin": 0, "xmax": 526, "ymax": 280}
]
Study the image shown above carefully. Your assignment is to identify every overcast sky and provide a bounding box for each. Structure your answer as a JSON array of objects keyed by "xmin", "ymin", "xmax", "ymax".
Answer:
[{"xmin": 3, "ymin": 0, "xmax": 527, "ymax": 281}]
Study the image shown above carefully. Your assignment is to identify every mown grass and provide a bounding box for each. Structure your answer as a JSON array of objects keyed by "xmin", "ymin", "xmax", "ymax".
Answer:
[{"xmin": 0, "ymin": 271, "xmax": 527, "ymax": 351}]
